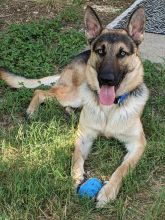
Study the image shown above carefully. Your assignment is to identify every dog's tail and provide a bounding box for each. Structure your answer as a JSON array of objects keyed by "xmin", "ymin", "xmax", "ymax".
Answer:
[{"xmin": 0, "ymin": 68, "xmax": 60, "ymax": 88}]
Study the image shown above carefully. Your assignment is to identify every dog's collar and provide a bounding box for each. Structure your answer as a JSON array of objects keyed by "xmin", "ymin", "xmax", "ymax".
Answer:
[
  {"xmin": 114, "ymin": 92, "xmax": 129, "ymax": 105},
  {"xmin": 114, "ymin": 84, "xmax": 144, "ymax": 105}
]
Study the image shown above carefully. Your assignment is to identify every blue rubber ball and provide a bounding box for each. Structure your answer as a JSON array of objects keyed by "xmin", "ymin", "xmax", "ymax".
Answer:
[{"xmin": 78, "ymin": 178, "xmax": 103, "ymax": 198}]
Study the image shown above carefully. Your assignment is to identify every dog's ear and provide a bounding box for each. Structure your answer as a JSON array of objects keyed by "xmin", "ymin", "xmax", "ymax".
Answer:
[
  {"xmin": 128, "ymin": 7, "xmax": 146, "ymax": 45},
  {"xmin": 84, "ymin": 6, "xmax": 102, "ymax": 41}
]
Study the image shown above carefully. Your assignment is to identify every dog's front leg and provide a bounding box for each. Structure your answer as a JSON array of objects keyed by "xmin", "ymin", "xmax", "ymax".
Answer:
[
  {"xmin": 71, "ymin": 126, "xmax": 98, "ymax": 188},
  {"xmin": 96, "ymin": 132, "xmax": 146, "ymax": 208}
]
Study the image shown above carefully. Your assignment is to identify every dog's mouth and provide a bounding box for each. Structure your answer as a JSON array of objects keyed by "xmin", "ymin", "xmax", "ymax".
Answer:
[
  {"xmin": 98, "ymin": 73, "xmax": 126, "ymax": 106},
  {"xmin": 99, "ymin": 85, "xmax": 116, "ymax": 105}
]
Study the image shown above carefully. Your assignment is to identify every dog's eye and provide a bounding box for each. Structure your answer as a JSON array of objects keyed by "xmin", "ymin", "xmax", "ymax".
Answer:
[
  {"xmin": 117, "ymin": 49, "xmax": 127, "ymax": 58},
  {"xmin": 95, "ymin": 48, "xmax": 105, "ymax": 56},
  {"xmin": 120, "ymin": 51, "xmax": 126, "ymax": 56}
]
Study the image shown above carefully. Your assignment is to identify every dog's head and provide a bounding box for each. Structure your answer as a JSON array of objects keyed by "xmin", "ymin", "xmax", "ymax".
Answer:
[{"xmin": 84, "ymin": 6, "xmax": 146, "ymax": 105}]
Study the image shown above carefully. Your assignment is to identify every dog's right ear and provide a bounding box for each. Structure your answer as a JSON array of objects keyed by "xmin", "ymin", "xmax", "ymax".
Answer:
[{"xmin": 84, "ymin": 6, "xmax": 102, "ymax": 41}]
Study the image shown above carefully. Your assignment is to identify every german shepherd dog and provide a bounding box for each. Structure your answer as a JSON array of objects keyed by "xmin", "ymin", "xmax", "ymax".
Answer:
[{"xmin": 0, "ymin": 6, "xmax": 149, "ymax": 207}]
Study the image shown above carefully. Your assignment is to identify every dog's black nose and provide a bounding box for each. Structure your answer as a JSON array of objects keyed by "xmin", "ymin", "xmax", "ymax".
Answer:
[{"xmin": 99, "ymin": 74, "xmax": 115, "ymax": 86}]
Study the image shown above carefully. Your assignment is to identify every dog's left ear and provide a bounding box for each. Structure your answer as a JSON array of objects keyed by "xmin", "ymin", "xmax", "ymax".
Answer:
[
  {"xmin": 84, "ymin": 6, "xmax": 102, "ymax": 41},
  {"xmin": 128, "ymin": 7, "xmax": 146, "ymax": 45}
]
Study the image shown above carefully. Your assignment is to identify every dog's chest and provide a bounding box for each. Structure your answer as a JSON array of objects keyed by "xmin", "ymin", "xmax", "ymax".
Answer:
[
  {"xmin": 83, "ymin": 103, "xmax": 131, "ymax": 137},
  {"xmin": 102, "ymin": 105, "xmax": 131, "ymax": 137}
]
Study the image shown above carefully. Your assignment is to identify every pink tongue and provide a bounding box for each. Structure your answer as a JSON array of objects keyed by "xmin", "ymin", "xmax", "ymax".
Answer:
[{"xmin": 99, "ymin": 85, "xmax": 115, "ymax": 105}]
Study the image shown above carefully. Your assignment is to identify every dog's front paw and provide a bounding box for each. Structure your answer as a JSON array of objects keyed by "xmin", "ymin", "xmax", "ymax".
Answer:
[
  {"xmin": 96, "ymin": 182, "xmax": 117, "ymax": 208},
  {"xmin": 71, "ymin": 167, "xmax": 85, "ymax": 189}
]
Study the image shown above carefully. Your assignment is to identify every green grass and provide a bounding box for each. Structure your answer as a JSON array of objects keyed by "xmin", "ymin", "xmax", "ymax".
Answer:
[{"xmin": 0, "ymin": 5, "xmax": 165, "ymax": 220}]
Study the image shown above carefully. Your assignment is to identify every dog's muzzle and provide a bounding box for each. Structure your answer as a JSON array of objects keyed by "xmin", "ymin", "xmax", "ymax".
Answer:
[{"xmin": 98, "ymin": 73, "xmax": 116, "ymax": 87}]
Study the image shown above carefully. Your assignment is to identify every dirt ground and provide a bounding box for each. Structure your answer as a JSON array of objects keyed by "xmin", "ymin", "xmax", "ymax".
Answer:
[{"xmin": 0, "ymin": 0, "xmax": 134, "ymax": 29}]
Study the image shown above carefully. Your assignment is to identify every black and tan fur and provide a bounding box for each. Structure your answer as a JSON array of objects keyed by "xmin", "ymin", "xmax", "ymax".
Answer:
[{"xmin": 0, "ymin": 6, "xmax": 149, "ymax": 207}]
